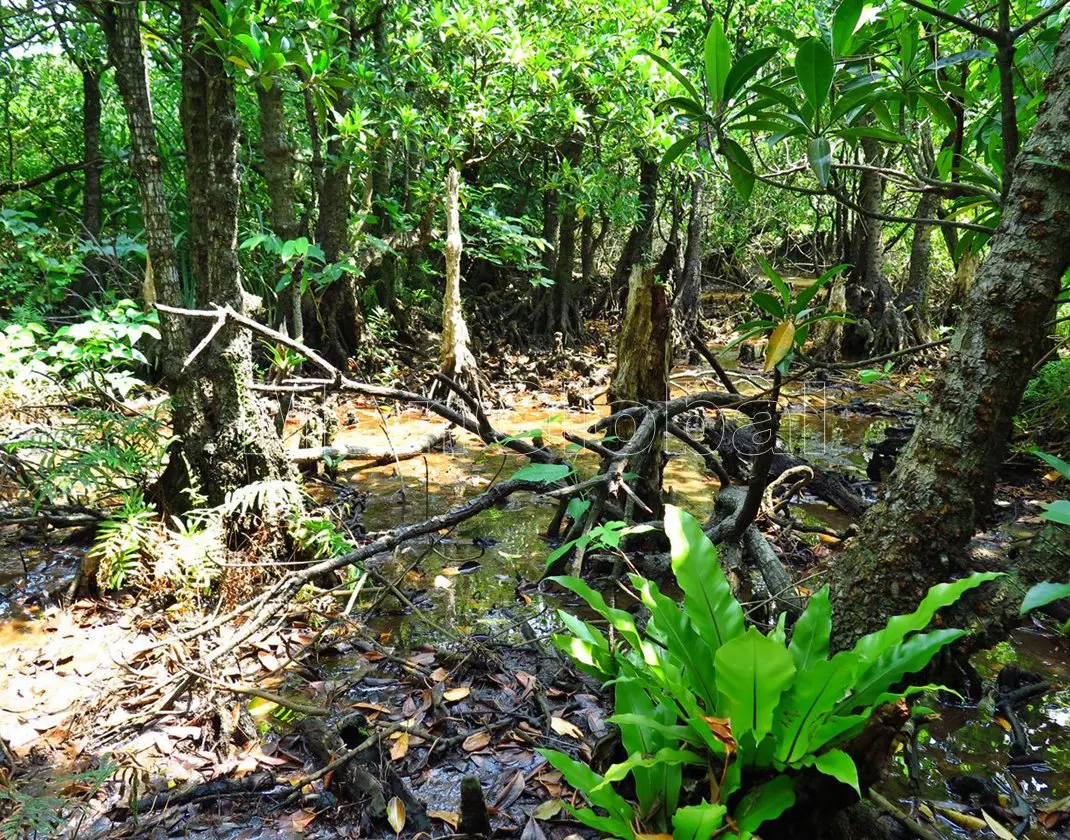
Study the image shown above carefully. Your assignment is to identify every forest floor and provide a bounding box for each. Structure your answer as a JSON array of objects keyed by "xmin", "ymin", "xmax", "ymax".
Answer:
[{"xmin": 2, "ymin": 323, "xmax": 1070, "ymax": 839}]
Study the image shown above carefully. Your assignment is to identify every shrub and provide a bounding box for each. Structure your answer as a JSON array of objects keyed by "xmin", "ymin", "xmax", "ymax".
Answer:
[
  {"xmin": 1019, "ymin": 358, "xmax": 1070, "ymax": 437},
  {"xmin": 539, "ymin": 506, "xmax": 999, "ymax": 839}
]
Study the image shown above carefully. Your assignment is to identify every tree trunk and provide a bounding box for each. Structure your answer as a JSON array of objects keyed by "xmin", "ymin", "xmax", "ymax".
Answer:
[
  {"xmin": 608, "ymin": 265, "xmax": 671, "ymax": 518},
  {"xmin": 161, "ymin": 0, "xmax": 293, "ymax": 508},
  {"xmin": 76, "ymin": 66, "xmax": 104, "ymax": 300},
  {"xmin": 675, "ymin": 171, "xmax": 706, "ymax": 345},
  {"xmin": 844, "ymin": 137, "xmax": 909, "ymax": 357},
  {"xmin": 306, "ymin": 101, "xmax": 364, "ymax": 368},
  {"xmin": 609, "ymin": 155, "xmax": 658, "ymax": 309},
  {"xmin": 550, "ymin": 135, "xmax": 583, "ymax": 338},
  {"xmin": 256, "ymin": 83, "xmax": 303, "ymax": 342},
  {"xmin": 433, "ymin": 165, "xmax": 489, "ymax": 401},
  {"xmin": 897, "ymin": 190, "xmax": 937, "ymax": 344},
  {"xmin": 830, "ymin": 24, "xmax": 1070, "ymax": 645},
  {"xmin": 95, "ymin": 0, "xmax": 189, "ymax": 382}
]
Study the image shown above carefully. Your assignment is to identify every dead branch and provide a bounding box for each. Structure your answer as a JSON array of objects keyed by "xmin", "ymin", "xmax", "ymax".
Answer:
[{"xmin": 287, "ymin": 428, "xmax": 449, "ymax": 466}]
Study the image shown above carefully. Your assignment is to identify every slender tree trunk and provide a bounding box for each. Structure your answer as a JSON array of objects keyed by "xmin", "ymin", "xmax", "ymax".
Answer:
[
  {"xmin": 830, "ymin": 25, "xmax": 1070, "ymax": 645},
  {"xmin": 844, "ymin": 137, "xmax": 908, "ymax": 356},
  {"xmin": 256, "ymin": 83, "xmax": 303, "ymax": 342},
  {"xmin": 76, "ymin": 66, "xmax": 104, "ymax": 299},
  {"xmin": 897, "ymin": 190, "xmax": 937, "ymax": 343},
  {"xmin": 609, "ymin": 155, "xmax": 658, "ymax": 309},
  {"xmin": 675, "ymin": 172, "xmax": 705, "ymax": 344},
  {"xmin": 306, "ymin": 101, "xmax": 363, "ymax": 367},
  {"xmin": 433, "ymin": 165, "xmax": 489, "ymax": 401},
  {"xmin": 95, "ymin": 0, "xmax": 189, "ymax": 382},
  {"xmin": 551, "ymin": 135, "xmax": 583, "ymax": 338}
]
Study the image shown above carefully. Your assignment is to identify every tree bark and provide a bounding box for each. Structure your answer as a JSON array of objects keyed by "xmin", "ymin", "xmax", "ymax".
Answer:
[
  {"xmin": 160, "ymin": 0, "xmax": 294, "ymax": 508},
  {"xmin": 256, "ymin": 83, "xmax": 303, "ymax": 342},
  {"xmin": 609, "ymin": 155, "xmax": 658, "ymax": 309},
  {"xmin": 94, "ymin": 0, "xmax": 189, "ymax": 381},
  {"xmin": 830, "ymin": 24, "xmax": 1070, "ymax": 645},
  {"xmin": 675, "ymin": 171, "xmax": 706, "ymax": 345},
  {"xmin": 897, "ymin": 190, "xmax": 937, "ymax": 344},
  {"xmin": 550, "ymin": 134, "xmax": 583, "ymax": 338},
  {"xmin": 844, "ymin": 136, "xmax": 909, "ymax": 357},
  {"xmin": 608, "ymin": 265, "xmax": 671, "ymax": 517},
  {"xmin": 76, "ymin": 65, "xmax": 104, "ymax": 299},
  {"xmin": 433, "ymin": 165, "xmax": 489, "ymax": 401}
]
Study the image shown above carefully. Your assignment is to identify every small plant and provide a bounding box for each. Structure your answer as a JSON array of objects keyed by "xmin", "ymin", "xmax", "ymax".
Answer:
[
  {"xmin": 0, "ymin": 759, "xmax": 114, "ymax": 839},
  {"xmin": 859, "ymin": 361, "xmax": 894, "ymax": 385},
  {"xmin": 90, "ymin": 490, "xmax": 158, "ymax": 590},
  {"xmin": 540, "ymin": 506, "xmax": 999, "ymax": 839},
  {"xmin": 1019, "ymin": 358, "xmax": 1070, "ymax": 437},
  {"xmin": 730, "ymin": 259, "xmax": 851, "ymax": 373}
]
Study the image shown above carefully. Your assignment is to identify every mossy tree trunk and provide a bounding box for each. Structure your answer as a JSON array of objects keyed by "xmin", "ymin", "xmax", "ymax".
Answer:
[
  {"xmin": 830, "ymin": 24, "xmax": 1070, "ymax": 645},
  {"xmin": 99, "ymin": 0, "xmax": 291, "ymax": 511},
  {"xmin": 256, "ymin": 83, "xmax": 303, "ymax": 342},
  {"xmin": 608, "ymin": 266, "xmax": 671, "ymax": 518}
]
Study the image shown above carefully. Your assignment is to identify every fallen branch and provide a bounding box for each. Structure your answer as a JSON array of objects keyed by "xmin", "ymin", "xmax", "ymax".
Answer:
[{"xmin": 287, "ymin": 428, "xmax": 449, "ymax": 466}]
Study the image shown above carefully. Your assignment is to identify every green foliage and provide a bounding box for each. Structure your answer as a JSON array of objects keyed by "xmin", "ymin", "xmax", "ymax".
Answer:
[
  {"xmin": 90, "ymin": 490, "xmax": 157, "ymax": 590},
  {"xmin": 0, "ymin": 760, "xmax": 114, "ymax": 839},
  {"xmin": 729, "ymin": 261, "xmax": 851, "ymax": 372},
  {"xmin": 1020, "ymin": 359, "xmax": 1070, "ymax": 438},
  {"xmin": 1030, "ymin": 448, "xmax": 1070, "ymax": 526},
  {"xmin": 540, "ymin": 506, "xmax": 1000, "ymax": 838},
  {"xmin": 1020, "ymin": 581, "xmax": 1070, "ymax": 618}
]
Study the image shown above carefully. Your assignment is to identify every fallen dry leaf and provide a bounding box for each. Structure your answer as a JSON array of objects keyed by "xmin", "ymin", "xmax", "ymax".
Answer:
[
  {"xmin": 430, "ymin": 667, "xmax": 449, "ymax": 682},
  {"xmin": 495, "ymin": 770, "xmax": 526, "ymax": 809},
  {"xmin": 289, "ymin": 809, "xmax": 317, "ymax": 832},
  {"xmin": 386, "ymin": 796, "xmax": 406, "ymax": 835},
  {"xmin": 550, "ymin": 716, "xmax": 582, "ymax": 739},
  {"xmin": 462, "ymin": 731, "xmax": 491, "ymax": 752},
  {"xmin": 532, "ymin": 799, "xmax": 564, "ymax": 820},
  {"xmin": 443, "ymin": 686, "xmax": 471, "ymax": 702},
  {"xmin": 390, "ymin": 731, "xmax": 410, "ymax": 761},
  {"xmin": 428, "ymin": 810, "xmax": 459, "ymax": 829}
]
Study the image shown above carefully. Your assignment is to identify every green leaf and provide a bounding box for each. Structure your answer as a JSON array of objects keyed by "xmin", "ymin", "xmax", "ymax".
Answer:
[
  {"xmin": 714, "ymin": 627, "xmax": 796, "ymax": 742},
  {"xmin": 705, "ymin": 19, "xmax": 732, "ymax": 105},
  {"xmin": 595, "ymin": 748, "xmax": 704, "ymax": 789},
  {"xmin": 752, "ymin": 291, "xmax": 785, "ymax": 319},
  {"xmin": 549, "ymin": 576, "xmax": 650, "ymax": 659},
  {"xmin": 832, "ymin": 0, "xmax": 863, "ymax": 55},
  {"xmin": 734, "ymin": 774, "xmax": 796, "ymax": 834},
  {"xmin": 795, "ymin": 37, "xmax": 835, "ymax": 113},
  {"xmin": 795, "ymin": 264, "xmax": 850, "ymax": 311},
  {"xmin": 511, "ymin": 463, "xmax": 573, "ymax": 483},
  {"xmin": 662, "ymin": 133, "xmax": 699, "ymax": 167},
  {"xmin": 756, "ymin": 255, "xmax": 791, "ymax": 305},
  {"xmin": 790, "ymin": 586, "xmax": 832, "ymax": 671},
  {"xmin": 661, "ymin": 96, "xmax": 708, "ymax": 117},
  {"xmin": 926, "ymin": 49, "xmax": 993, "ymax": 71},
  {"xmin": 773, "ymin": 655, "xmax": 859, "ymax": 763},
  {"xmin": 664, "ymin": 506, "xmax": 745, "ymax": 650},
  {"xmin": 850, "ymin": 572, "xmax": 1002, "ymax": 665},
  {"xmin": 834, "ymin": 126, "xmax": 909, "ymax": 144},
  {"xmin": 673, "ymin": 802, "xmax": 727, "ymax": 840},
  {"xmin": 724, "ymin": 47, "xmax": 779, "ymax": 102},
  {"xmin": 722, "ymin": 137, "xmax": 756, "ymax": 202},
  {"xmin": 1020, "ymin": 581, "xmax": 1070, "ymax": 615},
  {"xmin": 537, "ymin": 749, "xmax": 635, "ymax": 827},
  {"xmin": 805, "ymin": 749, "xmax": 860, "ymax": 794},
  {"xmin": 807, "ymin": 136, "xmax": 833, "ymax": 187},
  {"xmin": 1041, "ymin": 500, "xmax": 1070, "ymax": 526},
  {"xmin": 1033, "ymin": 449, "xmax": 1070, "ymax": 480},
  {"xmin": 640, "ymin": 49, "xmax": 703, "ymax": 103},
  {"xmin": 609, "ymin": 713, "xmax": 704, "ymax": 747},
  {"xmin": 845, "ymin": 628, "xmax": 966, "ymax": 712},
  {"xmin": 630, "ymin": 574, "xmax": 719, "ymax": 708}
]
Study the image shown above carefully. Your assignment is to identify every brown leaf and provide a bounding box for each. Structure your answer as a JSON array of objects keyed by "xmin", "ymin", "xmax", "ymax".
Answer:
[
  {"xmin": 494, "ymin": 770, "xmax": 527, "ymax": 809},
  {"xmin": 462, "ymin": 731, "xmax": 492, "ymax": 752},
  {"xmin": 257, "ymin": 651, "xmax": 280, "ymax": 672},
  {"xmin": 428, "ymin": 810, "xmax": 459, "ymax": 829},
  {"xmin": 288, "ymin": 809, "xmax": 318, "ymax": 832},
  {"xmin": 550, "ymin": 716, "xmax": 582, "ymax": 739},
  {"xmin": 386, "ymin": 796, "xmax": 406, "ymax": 835},
  {"xmin": 520, "ymin": 817, "xmax": 548, "ymax": 840},
  {"xmin": 443, "ymin": 686, "xmax": 471, "ymax": 702},
  {"xmin": 764, "ymin": 320, "xmax": 796, "ymax": 372},
  {"xmin": 430, "ymin": 667, "xmax": 449, "ymax": 682},
  {"xmin": 390, "ymin": 731, "xmax": 410, "ymax": 761}
]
